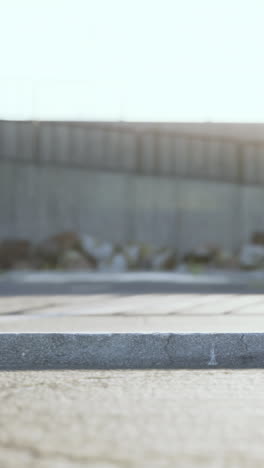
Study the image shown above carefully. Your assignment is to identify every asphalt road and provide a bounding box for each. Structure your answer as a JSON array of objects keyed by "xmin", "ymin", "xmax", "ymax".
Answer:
[{"xmin": 0, "ymin": 369, "xmax": 264, "ymax": 468}]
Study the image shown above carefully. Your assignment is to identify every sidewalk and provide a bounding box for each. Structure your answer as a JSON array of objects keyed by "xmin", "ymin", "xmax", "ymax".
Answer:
[
  {"xmin": 1, "ymin": 272, "xmax": 264, "ymax": 467},
  {"xmin": 1, "ymin": 272, "xmax": 264, "ymax": 369},
  {"xmin": 1, "ymin": 369, "xmax": 263, "ymax": 468}
]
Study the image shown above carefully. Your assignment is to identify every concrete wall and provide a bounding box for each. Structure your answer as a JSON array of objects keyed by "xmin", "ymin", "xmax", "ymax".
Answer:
[
  {"xmin": 1, "ymin": 160, "xmax": 264, "ymax": 252},
  {"xmin": 1, "ymin": 121, "xmax": 264, "ymax": 252},
  {"xmin": 1, "ymin": 120, "xmax": 264, "ymax": 184}
]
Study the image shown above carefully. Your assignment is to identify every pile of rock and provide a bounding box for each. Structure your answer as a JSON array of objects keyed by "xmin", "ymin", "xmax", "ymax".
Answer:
[
  {"xmin": 239, "ymin": 232, "xmax": 264, "ymax": 270},
  {"xmin": 0, "ymin": 232, "xmax": 178, "ymax": 272},
  {"xmin": 2, "ymin": 230, "xmax": 264, "ymax": 272},
  {"xmin": 0, "ymin": 233, "xmax": 95, "ymax": 272},
  {"xmin": 36, "ymin": 232, "xmax": 96, "ymax": 270},
  {"xmin": 80, "ymin": 235, "xmax": 178, "ymax": 272},
  {"xmin": 183, "ymin": 246, "xmax": 238, "ymax": 270},
  {"xmin": 0, "ymin": 240, "xmax": 33, "ymax": 270}
]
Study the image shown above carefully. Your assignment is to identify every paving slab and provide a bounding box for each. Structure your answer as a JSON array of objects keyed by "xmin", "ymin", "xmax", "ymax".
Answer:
[
  {"xmin": 1, "ymin": 369, "xmax": 264, "ymax": 468},
  {"xmin": 2, "ymin": 314, "xmax": 264, "ymax": 333},
  {"xmin": 0, "ymin": 296, "xmax": 264, "ymax": 369},
  {"xmin": 1, "ymin": 331, "xmax": 264, "ymax": 370},
  {"xmin": 1, "ymin": 273, "xmax": 264, "ymax": 466},
  {"xmin": 1, "ymin": 273, "xmax": 264, "ymax": 369}
]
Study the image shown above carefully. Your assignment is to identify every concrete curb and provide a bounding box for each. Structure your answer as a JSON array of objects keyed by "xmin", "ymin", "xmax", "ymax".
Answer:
[{"xmin": 0, "ymin": 333, "xmax": 264, "ymax": 369}]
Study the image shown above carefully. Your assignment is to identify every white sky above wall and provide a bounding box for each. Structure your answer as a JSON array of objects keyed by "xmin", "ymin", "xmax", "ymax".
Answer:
[{"xmin": 0, "ymin": 0, "xmax": 263, "ymax": 121}]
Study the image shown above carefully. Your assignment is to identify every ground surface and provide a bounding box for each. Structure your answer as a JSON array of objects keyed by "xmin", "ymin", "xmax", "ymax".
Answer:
[
  {"xmin": 1, "ymin": 272, "xmax": 264, "ymax": 467},
  {"xmin": 1, "ymin": 288, "xmax": 264, "ymax": 332},
  {"xmin": 1, "ymin": 369, "xmax": 264, "ymax": 468}
]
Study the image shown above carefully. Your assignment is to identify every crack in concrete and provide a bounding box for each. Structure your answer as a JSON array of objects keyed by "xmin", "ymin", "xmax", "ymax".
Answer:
[
  {"xmin": 0, "ymin": 440, "xmax": 131, "ymax": 467},
  {"xmin": 0, "ymin": 303, "xmax": 63, "ymax": 317},
  {"xmin": 164, "ymin": 334, "xmax": 176, "ymax": 366},
  {"xmin": 239, "ymin": 334, "xmax": 249, "ymax": 353}
]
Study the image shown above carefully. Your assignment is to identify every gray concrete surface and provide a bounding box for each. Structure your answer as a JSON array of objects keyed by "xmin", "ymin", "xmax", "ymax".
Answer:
[
  {"xmin": 1, "ymin": 288, "xmax": 264, "ymax": 335},
  {"xmin": 1, "ymin": 275, "xmax": 264, "ymax": 368},
  {"xmin": 3, "ymin": 315, "xmax": 264, "ymax": 333},
  {"xmin": 1, "ymin": 275, "xmax": 264, "ymax": 465},
  {"xmin": 1, "ymin": 369, "xmax": 264, "ymax": 468},
  {"xmin": 1, "ymin": 332, "xmax": 264, "ymax": 370}
]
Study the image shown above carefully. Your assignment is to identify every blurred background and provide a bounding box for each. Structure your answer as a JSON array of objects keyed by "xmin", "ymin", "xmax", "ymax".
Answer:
[{"xmin": 1, "ymin": 0, "xmax": 264, "ymax": 273}]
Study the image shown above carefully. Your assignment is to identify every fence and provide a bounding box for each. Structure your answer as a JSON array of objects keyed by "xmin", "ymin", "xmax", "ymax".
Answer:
[{"xmin": 1, "ymin": 120, "xmax": 264, "ymax": 252}]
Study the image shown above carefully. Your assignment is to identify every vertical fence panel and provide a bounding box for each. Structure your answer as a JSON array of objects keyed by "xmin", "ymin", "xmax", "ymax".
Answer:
[
  {"xmin": 172, "ymin": 137, "xmax": 188, "ymax": 176},
  {"xmin": 104, "ymin": 130, "xmax": 121, "ymax": 170},
  {"xmin": 72, "ymin": 126, "xmax": 87, "ymax": 165},
  {"xmin": 189, "ymin": 139, "xmax": 206, "ymax": 178},
  {"xmin": 53, "ymin": 124, "xmax": 70, "ymax": 163},
  {"xmin": 255, "ymin": 147, "xmax": 264, "ymax": 185},
  {"xmin": 140, "ymin": 134, "xmax": 157, "ymax": 174},
  {"xmin": 16, "ymin": 122, "xmax": 34, "ymax": 161},
  {"xmin": 85, "ymin": 128, "xmax": 104, "ymax": 169},
  {"xmin": 0, "ymin": 162, "xmax": 16, "ymax": 238},
  {"xmin": 222, "ymin": 142, "xmax": 237, "ymax": 183},
  {"xmin": 240, "ymin": 186, "xmax": 264, "ymax": 245},
  {"xmin": 177, "ymin": 179, "xmax": 238, "ymax": 252},
  {"xmin": 0, "ymin": 121, "xmax": 17, "ymax": 160},
  {"xmin": 158, "ymin": 134, "xmax": 173, "ymax": 176},
  {"xmin": 205, "ymin": 141, "xmax": 222, "ymax": 179},
  {"xmin": 119, "ymin": 131, "xmax": 137, "ymax": 172},
  {"xmin": 243, "ymin": 145, "xmax": 257, "ymax": 185},
  {"xmin": 39, "ymin": 123, "xmax": 54, "ymax": 162}
]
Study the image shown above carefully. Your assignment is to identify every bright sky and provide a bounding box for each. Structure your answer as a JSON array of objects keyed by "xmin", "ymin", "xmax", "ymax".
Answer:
[{"xmin": 1, "ymin": 0, "xmax": 263, "ymax": 121}]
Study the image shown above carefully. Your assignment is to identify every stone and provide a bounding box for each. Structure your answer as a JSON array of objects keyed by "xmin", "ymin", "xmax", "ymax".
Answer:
[
  {"xmin": 36, "ymin": 232, "xmax": 82, "ymax": 267},
  {"xmin": 1, "ymin": 333, "xmax": 264, "ymax": 369},
  {"xmin": 34, "ymin": 240, "xmax": 59, "ymax": 267},
  {"xmin": 213, "ymin": 249, "xmax": 238, "ymax": 269},
  {"xmin": 251, "ymin": 232, "xmax": 264, "ymax": 245},
  {"xmin": 51, "ymin": 232, "xmax": 81, "ymax": 250},
  {"xmin": 57, "ymin": 249, "xmax": 94, "ymax": 270},
  {"xmin": 11, "ymin": 260, "xmax": 34, "ymax": 271},
  {"xmin": 137, "ymin": 243, "xmax": 157, "ymax": 269},
  {"xmin": 36, "ymin": 232, "xmax": 96, "ymax": 269},
  {"xmin": 184, "ymin": 246, "xmax": 218, "ymax": 264},
  {"xmin": 240, "ymin": 244, "xmax": 264, "ymax": 269},
  {"xmin": 99, "ymin": 253, "xmax": 128, "ymax": 272},
  {"xmin": 0, "ymin": 240, "xmax": 33, "ymax": 270},
  {"xmin": 80, "ymin": 235, "xmax": 114, "ymax": 263},
  {"xmin": 150, "ymin": 248, "xmax": 177, "ymax": 270},
  {"xmin": 187, "ymin": 263, "xmax": 205, "ymax": 274},
  {"xmin": 123, "ymin": 244, "xmax": 141, "ymax": 269}
]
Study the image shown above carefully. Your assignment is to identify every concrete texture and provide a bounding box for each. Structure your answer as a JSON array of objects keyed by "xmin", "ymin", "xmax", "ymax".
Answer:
[
  {"xmin": 0, "ymin": 277, "xmax": 264, "ymax": 369},
  {"xmin": 0, "ymin": 332, "xmax": 264, "ymax": 370},
  {"xmin": 0, "ymin": 275, "xmax": 264, "ymax": 466},
  {"xmin": 1, "ymin": 369, "xmax": 264, "ymax": 467},
  {"xmin": 3, "ymin": 314, "xmax": 264, "ymax": 333},
  {"xmin": 1, "ymin": 159, "xmax": 264, "ymax": 252}
]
